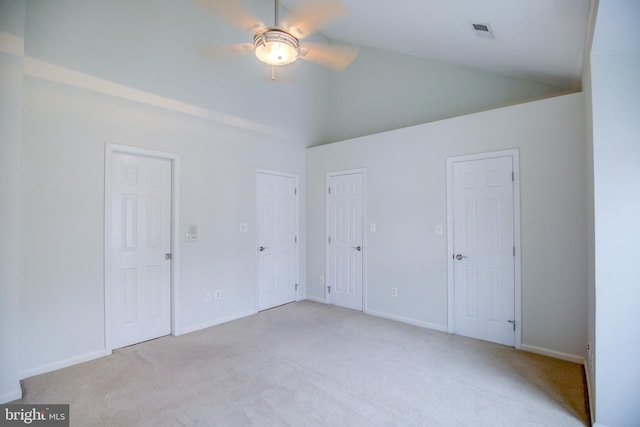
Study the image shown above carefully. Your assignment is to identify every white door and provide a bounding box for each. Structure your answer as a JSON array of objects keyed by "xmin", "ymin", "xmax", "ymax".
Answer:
[
  {"xmin": 452, "ymin": 155, "xmax": 515, "ymax": 346},
  {"xmin": 110, "ymin": 152, "xmax": 172, "ymax": 349},
  {"xmin": 327, "ymin": 172, "xmax": 364, "ymax": 311},
  {"xmin": 257, "ymin": 172, "xmax": 298, "ymax": 311}
]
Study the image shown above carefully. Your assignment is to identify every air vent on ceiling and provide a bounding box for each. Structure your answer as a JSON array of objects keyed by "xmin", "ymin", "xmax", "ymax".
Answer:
[{"xmin": 470, "ymin": 22, "xmax": 495, "ymax": 39}]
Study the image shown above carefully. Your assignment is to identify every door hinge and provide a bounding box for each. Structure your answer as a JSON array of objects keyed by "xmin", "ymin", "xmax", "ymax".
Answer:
[
  {"xmin": 512, "ymin": 171, "xmax": 515, "ymax": 181},
  {"xmin": 165, "ymin": 253, "xmax": 172, "ymax": 260},
  {"xmin": 295, "ymin": 236, "xmax": 297, "ymax": 243},
  {"xmin": 508, "ymin": 320, "xmax": 517, "ymax": 331},
  {"xmin": 328, "ymin": 236, "xmax": 331, "ymax": 244},
  {"xmin": 513, "ymin": 246, "xmax": 516, "ymax": 256},
  {"xmin": 295, "ymin": 283, "xmax": 299, "ymax": 291},
  {"xmin": 327, "ymin": 285, "xmax": 331, "ymax": 294},
  {"xmin": 294, "ymin": 188, "xmax": 297, "ymax": 195},
  {"xmin": 328, "ymin": 187, "xmax": 331, "ymax": 194}
]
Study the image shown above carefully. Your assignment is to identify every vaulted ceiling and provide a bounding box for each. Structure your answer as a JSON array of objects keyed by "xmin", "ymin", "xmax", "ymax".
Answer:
[{"xmin": 281, "ymin": 0, "xmax": 593, "ymax": 91}]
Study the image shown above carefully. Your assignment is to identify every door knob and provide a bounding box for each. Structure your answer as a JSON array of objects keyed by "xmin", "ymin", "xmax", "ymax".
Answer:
[
  {"xmin": 455, "ymin": 254, "xmax": 468, "ymax": 260},
  {"xmin": 259, "ymin": 246, "xmax": 268, "ymax": 252},
  {"xmin": 352, "ymin": 246, "xmax": 362, "ymax": 251}
]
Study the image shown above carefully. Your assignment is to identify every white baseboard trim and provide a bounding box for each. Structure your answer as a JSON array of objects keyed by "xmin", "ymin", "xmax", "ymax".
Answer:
[
  {"xmin": 365, "ymin": 309, "xmax": 448, "ymax": 333},
  {"xmin": 0, "ymin": 389, "xmax": 22, "ymax": 404},
  {"xmin": 19, "ymin": 349, "xmax": 107, "ymax": 380},
  {"xmin": 304, "ymin": 296, "xmax": 327, "ymax": 304},
  {"xmin": 176, "ymin": 309, "xmax": 257, "ymax": 336},
  {"xmin": 521, "ymin": 344, "xmax": 585, "ymax": 365}
]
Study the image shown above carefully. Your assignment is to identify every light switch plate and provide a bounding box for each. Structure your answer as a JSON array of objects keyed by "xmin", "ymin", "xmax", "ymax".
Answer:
[
  {"xmin": 186, "ymin": 224, "xmax": 198, "ymax": 241},
  {"xmin": 370, "ymin": 223, "xmax": 377, "ymax": 233},
  {"xmin": 435, "ymin": 224, "xmax": 444, "ymax": 235}
]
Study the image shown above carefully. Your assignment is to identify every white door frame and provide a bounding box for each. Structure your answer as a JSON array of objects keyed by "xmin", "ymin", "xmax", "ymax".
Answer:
[
  {"xmin": 446, "ymin": 149, "xmax": 521, "ymax": 349},
  {"xmin": 325, "ymin": 168, "xmax": 367, "ymax": 310},
  {"xmin": 255, "ymin": 169, "xmax": 300, "ymax": 310},
  {"xmin": 104, "ymin": 143, "xmax": 181, "ymax": 355}
]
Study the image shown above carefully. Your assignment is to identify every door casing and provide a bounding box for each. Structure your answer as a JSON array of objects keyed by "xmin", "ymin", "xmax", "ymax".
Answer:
[
  {"xmin": 446, "ymin": 149, "xmax": 521, "ymax": 349},
  {"xmin": 104, "ymin": 143, "xmax": 181, "ymax": 355}
]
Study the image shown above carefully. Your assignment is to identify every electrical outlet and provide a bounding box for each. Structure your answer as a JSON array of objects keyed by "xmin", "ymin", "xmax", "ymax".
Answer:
[
  {"xmin": 320, "ymin": 275, "xmax": 325, "ymax": 284},
  {"xmin": 214, "ymin": 290, "xmax": 222, "ymax": 300},
  {"xmin": 391, "ymin": 287, "xmax": 398, "ymax": 297},
  {"xmin": 205, "ymin": 292, "xmax": 211, "ymax": 302}
]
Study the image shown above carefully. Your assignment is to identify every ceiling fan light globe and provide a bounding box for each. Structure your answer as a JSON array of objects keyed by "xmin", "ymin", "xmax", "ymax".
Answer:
[{"xmin": 253, "ymin": 29, "xmax": 299, "ymax": 66}]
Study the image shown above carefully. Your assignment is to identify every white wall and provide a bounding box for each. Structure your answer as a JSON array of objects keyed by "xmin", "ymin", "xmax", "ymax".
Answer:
[
  {"xmin": 19, "ymin": 76, "xmax": 307, "ymax": 374},
  {"xmin": 3, "ymin": 0, "xmax": 594, "ymax": 398},
  {"xmin": 23, "ymin": 0, "xmax": 330, "ymax": 146},
  {"xmin": 0, "ymin": 0, "xmax": 25, "ymax": 404},
  {"xmin": 307, "ymin": 93, "xmax": 588, "ymax": 359},
  {"xmin": 582, "ymin": 0, "xmax": 596, "ymax": 415},
  {"xmin": 325, "ymin": 45, "xmax": 564, "ymax": 144},
  {"xmin": 16, "ymin": 0, "xmax": 322, "ymax": 378},
  {"xmin": 590, "ymin": 1, "xmax": 640, "ymax": 425}
]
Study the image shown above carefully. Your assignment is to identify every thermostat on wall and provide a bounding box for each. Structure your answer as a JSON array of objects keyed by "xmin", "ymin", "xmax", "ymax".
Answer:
[{"xmin": 185, "ymin": 224, "xmax": 198, "ymax": 241}]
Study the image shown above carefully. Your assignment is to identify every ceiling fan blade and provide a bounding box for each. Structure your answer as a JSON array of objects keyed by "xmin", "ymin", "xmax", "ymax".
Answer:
[
  {"xmin": 196, "ymin": 44, "xmax": 254, "ymax": 62},
  {"xmin": 299, "ymin": 42, "xmax": 359, "ymax": 71},
  {"xmin": 193, "ymin": 0, "xmax": 264, "ymax": 33},
  {"xmin": 281, "ymin": 0, "xmax": 347, "ymax": 39}
]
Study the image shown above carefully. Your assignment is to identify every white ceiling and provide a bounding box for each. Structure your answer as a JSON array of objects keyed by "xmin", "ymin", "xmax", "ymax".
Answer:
[{"xmin": 281, "ymin": 0, "xmax": 593, "ymax": 90}]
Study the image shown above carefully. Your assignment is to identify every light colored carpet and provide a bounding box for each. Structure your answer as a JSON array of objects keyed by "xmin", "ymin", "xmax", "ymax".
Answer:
[{"xmin": 17, "ymin": 301, "xmax": 589, "ymax": 426}]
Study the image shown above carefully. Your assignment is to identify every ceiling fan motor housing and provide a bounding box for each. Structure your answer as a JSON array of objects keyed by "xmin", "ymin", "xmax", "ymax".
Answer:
[{"xmin": 253, "ymin": 28, "xmax": 300, "ymax": 66}]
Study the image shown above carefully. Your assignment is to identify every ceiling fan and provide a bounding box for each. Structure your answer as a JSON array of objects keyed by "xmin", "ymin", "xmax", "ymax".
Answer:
[{"xmin": 194, "ymin": 0, "xmax": 359, "ymax": 78}]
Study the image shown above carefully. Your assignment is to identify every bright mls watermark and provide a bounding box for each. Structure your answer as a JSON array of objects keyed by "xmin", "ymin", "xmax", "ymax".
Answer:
[{"xmin": 0, "ymin": 405, "xmax": 69, "ymax": 426}]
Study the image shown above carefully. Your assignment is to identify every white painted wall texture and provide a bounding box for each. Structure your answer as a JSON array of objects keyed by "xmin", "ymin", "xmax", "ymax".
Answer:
[
  {"xmin": 0, "ymin": 53, "xmax": 23, "ymax": 404},
  {"xmin": 1, "ymin": 0, "xmax": 586, "ymax": 402},
  {"xmin": 19, "ymin": 77, "xmax": 307, "ymax": 374},
  {"xmin": 325, "ymin": 45, "xmax": 563, "ymax": 144},
  {"xmin": 23, "ymin": 0, "xmax": 331, "ymax": 147},
  {"xmin": 0, "ymin": 0, "xmax": 25, "ymax": 404},
  {"xmin": 590, "ymin": 1, "xmax": 640, "ymax": 425},
  {"xmin": 16, "ymin": 0, "xmax": 318, "ymax": 382},
  {"xmin": 307, "ymin": 93, "xmax": 588, "ymax": 360}
]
